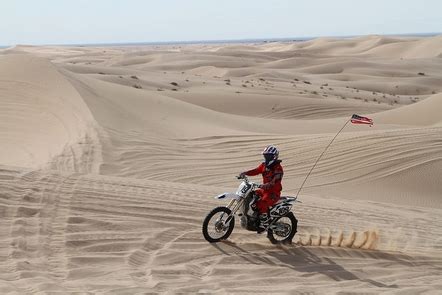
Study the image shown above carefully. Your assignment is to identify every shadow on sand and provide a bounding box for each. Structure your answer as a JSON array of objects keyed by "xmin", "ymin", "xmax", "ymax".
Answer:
[{"xmin": 212, "ymin": 241, "xmax": 403, "ymax": 289}]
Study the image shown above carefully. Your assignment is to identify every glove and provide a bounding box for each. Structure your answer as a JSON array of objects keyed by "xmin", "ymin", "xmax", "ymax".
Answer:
[
  {"xmin": 259, "ymin": 183, "xmax": 272, "ymax": 190},
  {"xmin": 238, "ymin": 172, "xmax": 246, "ymax": 179}
]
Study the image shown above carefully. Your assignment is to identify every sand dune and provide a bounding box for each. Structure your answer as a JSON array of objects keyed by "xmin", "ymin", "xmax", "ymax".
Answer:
[
  {"xmin": 266, "ymin": 35, "xmax": 442, "ymax": 59},
  {"xmin": 0, "ymin": 54, "xmax": 101, "ymax": 172},
  {"xmin": 1, "ymin": 36, "xmax": 441, "ymax": 293},
  {"xmin": 374, "ymin": 92, "xmax": 442, "ymax": 126}
]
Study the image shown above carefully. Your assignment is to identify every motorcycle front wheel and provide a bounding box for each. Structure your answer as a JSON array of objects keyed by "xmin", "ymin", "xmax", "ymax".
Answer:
[
  {"xmin": 202, "ymin": 206, "xmax": 235, "ymax": 243},
  {"xmin": 267, "ymin": 212, "xmax": 298, "ymax": 244}
]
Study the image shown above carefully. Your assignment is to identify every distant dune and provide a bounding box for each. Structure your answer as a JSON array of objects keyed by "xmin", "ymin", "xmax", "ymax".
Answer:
[{"xmin": 1, "ymin": 36, "xmax": 441, "ymax": 293}]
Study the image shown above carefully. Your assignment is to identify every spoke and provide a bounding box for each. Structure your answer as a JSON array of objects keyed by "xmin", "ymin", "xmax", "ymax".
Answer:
[
  {"xmin": 272, "ymin": 217, "xmax": 292, "ymax": 240},
  {"xmin": 208, "ymin": 211, "xmax": 230, "ymax": 239}
]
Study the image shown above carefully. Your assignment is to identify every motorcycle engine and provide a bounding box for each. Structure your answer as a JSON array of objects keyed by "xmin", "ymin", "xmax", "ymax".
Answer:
[
  {"xmin": 240, "ymin": 216, "xmax": 248, "ymax": 228},
  {"xmin": 240, "ymin": 215, "xmax": 259, "ymax": 231}
]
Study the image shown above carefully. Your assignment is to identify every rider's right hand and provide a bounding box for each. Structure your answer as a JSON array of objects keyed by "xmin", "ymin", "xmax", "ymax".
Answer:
[{"xmin": 238, "ymin": 172, "xmax": 246, "ymax": 179}]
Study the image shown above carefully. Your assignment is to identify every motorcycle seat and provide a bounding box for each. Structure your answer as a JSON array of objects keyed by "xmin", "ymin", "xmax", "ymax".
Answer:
[{"xmin": 274, "ymin": 196, "xmax": 296, "ymax": 205}]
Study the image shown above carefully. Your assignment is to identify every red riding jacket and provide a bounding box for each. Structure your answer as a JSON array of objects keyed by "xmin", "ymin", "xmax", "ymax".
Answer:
[{"xmin": 244, "ymin": 160, "xmax": 283, "ymax": 193}]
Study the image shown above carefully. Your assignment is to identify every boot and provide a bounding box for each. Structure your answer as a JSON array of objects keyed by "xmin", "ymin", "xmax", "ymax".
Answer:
[{"xmin": 257, "ymin": 213, "xmax": 269, "ymax": 234}]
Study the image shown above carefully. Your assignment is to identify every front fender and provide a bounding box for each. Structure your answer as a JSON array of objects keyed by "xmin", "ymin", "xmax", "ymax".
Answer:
[{"xmin": 215, "ymin": 192, "xmax": 241, "ymax": 200}]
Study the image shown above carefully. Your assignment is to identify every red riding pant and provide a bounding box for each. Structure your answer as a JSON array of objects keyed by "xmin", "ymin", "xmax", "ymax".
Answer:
[{"xmin": 255, "ymin": 189, "xmax": 280, "ymax": 214}]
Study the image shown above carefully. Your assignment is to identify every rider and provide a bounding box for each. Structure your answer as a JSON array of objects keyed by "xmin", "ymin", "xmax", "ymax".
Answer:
[{"xmin": 240, "ymin": 145, "xmax": 283, "ymax": 232}]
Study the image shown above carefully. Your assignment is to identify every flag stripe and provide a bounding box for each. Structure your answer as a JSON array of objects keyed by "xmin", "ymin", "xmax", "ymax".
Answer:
[{"xmin": 351, "ymin": 114, "xmax": 373, "ymax": 125}]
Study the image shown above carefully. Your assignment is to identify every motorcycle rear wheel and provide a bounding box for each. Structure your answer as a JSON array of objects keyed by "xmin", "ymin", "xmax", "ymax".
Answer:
[
  {"xmin": 202, "ymin": 206, "xmax": 235, "ymax": 243},
  {"xmin": 267, "ymin": 212, "xmax": 298, "ymax": 244}
]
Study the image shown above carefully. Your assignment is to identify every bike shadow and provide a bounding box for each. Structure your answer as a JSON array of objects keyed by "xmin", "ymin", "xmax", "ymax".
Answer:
[{"xmin": 212, "ymin": 240, "xmax": 401, "ymax": 289}]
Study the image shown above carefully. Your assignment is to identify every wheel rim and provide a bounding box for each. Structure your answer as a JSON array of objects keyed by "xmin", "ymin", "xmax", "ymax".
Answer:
[
  {"xmin": 271, "ymin": 217, "xmax": 292, "ymax": 242},
  {"xmin": 208, "ymin": 211, "xmax": 231, "ymax": 240}
]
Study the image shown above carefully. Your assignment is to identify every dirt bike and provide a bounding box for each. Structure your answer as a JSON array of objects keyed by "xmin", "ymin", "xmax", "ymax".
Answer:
[{"xmin": 202, "ymin": 175, "xmax": 299, "ymax": 244}]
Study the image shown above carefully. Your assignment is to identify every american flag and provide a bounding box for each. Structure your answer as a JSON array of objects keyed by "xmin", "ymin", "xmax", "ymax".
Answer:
[{"xmin": 351, "ymin": 114, "xmax": 373, "ymax": 126}]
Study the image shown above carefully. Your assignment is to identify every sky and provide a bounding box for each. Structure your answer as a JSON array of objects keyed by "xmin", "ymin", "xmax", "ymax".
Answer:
[{"xmin": 1, "ymin": 0, "xmax": 441, "ymax": 46}]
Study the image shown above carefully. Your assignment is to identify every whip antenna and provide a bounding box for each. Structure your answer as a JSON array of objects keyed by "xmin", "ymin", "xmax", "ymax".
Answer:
[
  {"xmin": 295, "ymin": 114, "xmax": 373, "ymax": 198},
  {"xmin": 295, "ymin": 119, "xmax": 350, "ymax": 198}
]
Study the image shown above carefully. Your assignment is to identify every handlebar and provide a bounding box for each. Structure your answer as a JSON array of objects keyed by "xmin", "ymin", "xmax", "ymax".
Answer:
[
  {"xmin": 237, "ymin": 175, "xmax": 302, "ymax": 202},
  {"xmin": 238, "ymin": 175, "xmax": 265, "ymax": 189},
  {"xmin": 236, "ymin": 174, "xmax": 249, "ymax": 183},
  {"xmin": 237, "ymin": 175, "xmax": 261, "ymax": 190}
]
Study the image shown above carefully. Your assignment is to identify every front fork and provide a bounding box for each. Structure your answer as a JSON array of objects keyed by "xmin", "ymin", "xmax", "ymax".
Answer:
[{"xmin": 222, "ymin": 199, "xmax": 242, "ymax": 225}]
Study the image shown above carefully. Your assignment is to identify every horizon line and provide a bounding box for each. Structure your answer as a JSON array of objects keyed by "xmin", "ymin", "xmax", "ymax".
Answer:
[{"xmin": 1, "ymin": 31, "xmax": 441, "ymax": 48}]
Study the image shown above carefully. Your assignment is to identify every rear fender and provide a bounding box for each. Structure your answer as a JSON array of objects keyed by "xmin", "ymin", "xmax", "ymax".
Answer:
[{"xmin": 215, "ymin": 193, "xmax": 241, "ymax": 200}]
